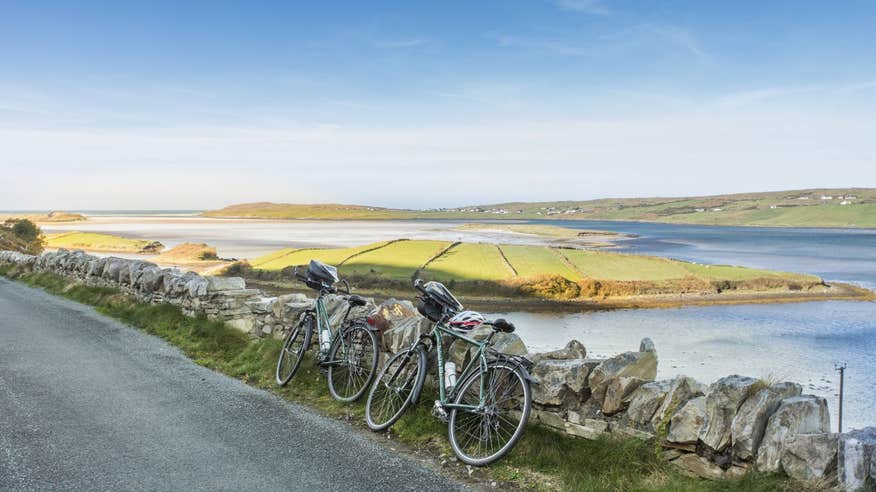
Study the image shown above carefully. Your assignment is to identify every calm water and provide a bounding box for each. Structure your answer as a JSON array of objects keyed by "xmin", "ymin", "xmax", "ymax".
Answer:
[
  {"xmin": 43, "ymin": 215, "xmax": 876, "ymax": 429},
  {"xmin": 492, "ymin": 220, "xmax": 876, "ymax": 430}
]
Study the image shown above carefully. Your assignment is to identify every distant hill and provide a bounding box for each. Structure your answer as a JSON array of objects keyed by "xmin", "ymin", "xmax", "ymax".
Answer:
[
  {"xmin": 202, "ymin": 202, "xmax": 419, "ymax": 220},
  {"xmin": 203, "ymin": 188, "xmax": 876, "ymax": 227}
]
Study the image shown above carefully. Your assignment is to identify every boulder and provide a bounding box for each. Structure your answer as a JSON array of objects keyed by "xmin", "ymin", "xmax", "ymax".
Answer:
[
  {"xmin": 135, "ymin": 266, "xmax": 164, "ymax": 292},
  {"xmin": 86, "ymin": 257, "xmax": 108, "ymax": 278},
  {"xmin": 602, "ymin": 376, "xmax": 646, "ymax": 415},
  {"xmin": 651, "ymin": 376, "xmax": 706, "ymax": 428},
  {"xmin": 382, "ymin": 316, "xmax": 430, "ymax": 353},
  {"xmin": 668, "ymin": 396, "xmax": 707, "ymax": 444},
  {"xmin": 755, "ymin": 395, "xmax": 830, "ymax": 472},
  {"xmin": 447, "ymin": 325, "xmax": 528, "ymax": 368},
  {"xmin": 102, "ymin": 258, "xmax": 126, "ymax": 282},
  {"xmin": 205, "ymin": 276, "xmax": 246, "ymax": 292},
  {"xmin": 780, "ymin": 432, "xmax": 838, "ymax": 482},
  {"xmin": 272, "ymin": 293, "xmax": 309, "ymax": 317},
  {"xmin": 625, "ymin": 380, "xmax": 672, "ymax": 426},
  {"xmin": 838, "ymin": 427, "xmax": 876, "ymax": 492},
  {"xmin": 530, "ymin": 339, "xmax": 587, "ymax": 363},
  {"xmin": 587, "ymin": 350, "xmax": 657, "ymax": 404},
  {"xmin": 672, "ymin": 453, "xmax": 727, "ymax": 480},
  {"xmin": 531, "ymin": 358, "xmax": 598, "ymax": 406},
  {"xmin": 698, "ymin": 375, "xmax": 759, "ymax": 452},
  {"xmin": 368, "ymin": 299, "xmax": 418, "ymax": 332},
  {"xmin": 639, "ymin": 337, "xmax": 656, "ymax": 353},
  {"xmin": 731, "ymin": 382, "xmax": 802, "ymax": 461}
]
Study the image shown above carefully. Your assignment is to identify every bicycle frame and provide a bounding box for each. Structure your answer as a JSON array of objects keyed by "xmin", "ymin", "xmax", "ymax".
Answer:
[
  {"xmin": 311, "ymin": 293, "xmax": 354, "ymax": 364},
  {"xmin": 430, "ymin": 322, "xmax": 490, "ymax": 412}
]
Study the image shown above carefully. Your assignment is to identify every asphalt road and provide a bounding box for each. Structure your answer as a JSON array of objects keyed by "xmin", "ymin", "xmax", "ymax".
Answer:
[{"xmin": 0, "ymin": 278, "xmax": 465, "ymax": 491}]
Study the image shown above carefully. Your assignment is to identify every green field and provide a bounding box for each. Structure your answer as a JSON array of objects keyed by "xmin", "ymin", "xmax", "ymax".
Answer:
[
  {"xmin": 249, "ymin": 241, "xmax": 393, "ymax": 270},
  {"xmin": 423, "ymin": 242, "xmax": 514, "ymax": 281},
  {"xmin": 45, "ymin": 232, "xmax": 163, "ymax": 254},
  {"xmin": 248, "ymin": 239, "xmax": 821, "ymax": 290},
  {"xmin": 499, "ymin": 245, "xmax": 582, "ymax": 280},
  {"xmin": 342, "ymin": 239, "xmax": 451, "ymax": 279}
]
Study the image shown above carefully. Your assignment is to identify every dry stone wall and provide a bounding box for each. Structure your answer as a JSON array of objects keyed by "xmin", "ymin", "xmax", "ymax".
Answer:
[{"xmin": 2, "ymin": 248, "xmax": 874, "ymax": 490}]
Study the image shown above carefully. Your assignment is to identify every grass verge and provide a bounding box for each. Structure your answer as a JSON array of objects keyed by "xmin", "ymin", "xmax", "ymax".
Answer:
[{"xmin": 0, "ymin": 264, "xmax": 792, "ymax": 491}]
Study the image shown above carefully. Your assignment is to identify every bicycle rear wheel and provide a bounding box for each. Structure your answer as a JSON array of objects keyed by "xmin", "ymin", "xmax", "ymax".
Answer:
[
  {"xmin": 448, "ymin": 361, "xmax": 531, "ymax": 466},
  {"xmin": 275, "ymin": 315, "xmax": 313, "ymax": 386},
  {"xmin": 365, "ymin": 345, "xmax": 427, "ymax": 431},
  {"xmin": 327, "ymin": 322, "xmax": 379, "ymax": 402}
]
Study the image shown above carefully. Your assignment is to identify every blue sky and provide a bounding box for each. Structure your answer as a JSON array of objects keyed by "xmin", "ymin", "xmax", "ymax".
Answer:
[{"xmin": 1, "ymin": 0, "xmax": 875, "ymax": 209}]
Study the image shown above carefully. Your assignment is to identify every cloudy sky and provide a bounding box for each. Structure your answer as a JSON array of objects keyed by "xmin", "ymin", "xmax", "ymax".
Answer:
[{"xmin": 1, "ymin": 0, "xmax": 874, "ymax": 210}]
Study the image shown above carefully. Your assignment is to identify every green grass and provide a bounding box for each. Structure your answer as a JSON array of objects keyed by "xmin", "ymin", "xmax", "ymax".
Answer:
[
  {"xmin": 561, "ymin": 250, "xmax": 695, "ymax": 281},
  {"xmin": 249, "ymin": 241, "xmax": 393, "ymax": 271},
  {"xmin": 423, "ymin": 242, "xmax": 514, "ymax": 281},
  {"xmin": 342, "ymin": 239, "xmax": 451, "ymax": 279},
  {"xmin": 0, "ymin": 264, "xmax": 791, "ymax": 491},
  {"xmin": 500, "ymin": 245, "xmax": 583, "ymax": 280},
  {"xmin": 45, "ymin": 231, "xmax": 161, "ymax": 253}
]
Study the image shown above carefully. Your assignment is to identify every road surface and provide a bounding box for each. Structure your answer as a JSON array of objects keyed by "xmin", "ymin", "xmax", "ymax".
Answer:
[{"xmin": 0, "ymin": 277, "xmax": 464, "ymax": 491}]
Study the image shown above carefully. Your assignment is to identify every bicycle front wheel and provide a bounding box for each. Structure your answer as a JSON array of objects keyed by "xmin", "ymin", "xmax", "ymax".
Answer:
[
  {"xmin": 365, "ymin": 345, "xmax": 427, "ymax": 431},
  {"xmin": 448, "ymin": 361, "xmax": 531, "ymax": 466},
  {"xmin": 275, "ymin": 315, "xmax": 313, "ymax": 386},
  {"xmin": 327, "ymin": 322, "xmax": 379, "ymax": 402}
]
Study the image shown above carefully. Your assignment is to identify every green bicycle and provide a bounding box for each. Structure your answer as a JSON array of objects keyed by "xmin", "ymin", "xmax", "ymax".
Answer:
[
  {"xmin": 275, "ymin": 260, "xmax": 379, "ymax": 403},
  {"xmin": 365, "ymin": 279, "xmax": 533, "ymax": 466}
]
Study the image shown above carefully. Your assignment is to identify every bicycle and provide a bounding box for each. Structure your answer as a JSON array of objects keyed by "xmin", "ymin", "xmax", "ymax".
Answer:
[
  {"xmin": 365, "ymin": 279, "xmax": 533, "ymax": 466},
  {"xmin": 275, "ymin": 260, "xmax": 379, "ymax": 403}
]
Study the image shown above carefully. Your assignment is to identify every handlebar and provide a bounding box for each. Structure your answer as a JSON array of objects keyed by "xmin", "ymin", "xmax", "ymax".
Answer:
[{"xmin": 413, "ymin": 278, "xmax": 427, "ymax": 295}]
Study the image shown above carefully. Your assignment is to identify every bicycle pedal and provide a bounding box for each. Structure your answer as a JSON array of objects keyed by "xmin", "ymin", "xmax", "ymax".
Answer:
[{"xmin": 432, "ymin": 400, "xmax": 449, "ymax": 422}]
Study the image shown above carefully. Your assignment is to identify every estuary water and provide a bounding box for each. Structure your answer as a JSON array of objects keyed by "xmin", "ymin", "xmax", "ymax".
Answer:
[{"xmin": 43, "ymin": 214, "xmax": 876, "ymax": 429}]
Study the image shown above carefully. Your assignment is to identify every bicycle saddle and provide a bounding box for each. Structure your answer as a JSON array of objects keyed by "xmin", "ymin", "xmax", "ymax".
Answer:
[
  {"xmin": 347, "ymin": 294, "xmax": 367, "ymax": 307},
  {"xmin": 491, "ymin": 318, "xmax": 515, "ymax": 333}
]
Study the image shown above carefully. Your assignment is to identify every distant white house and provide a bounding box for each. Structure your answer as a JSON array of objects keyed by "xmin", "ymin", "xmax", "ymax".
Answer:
[
  {"xmin": 712, "ymin": 207, "xmax": 723, "ymax": 212},
  {"xmin": 695, "ymin": 208, "xmax": 705, "ymax": 212},
  {"xmin": 821, "ymin": 195, "xmax": 833, "ymax": 200},
  {"xmin": 770, "ymin": 205, "xmax": 778, "ymax": 209},
  {"xmin": 797, "ymin": 196, "xmax": 810, "ymax": 200},
  {"xmin": 841, "ymin": 200, "xmax": 851, "ymax": 205}
]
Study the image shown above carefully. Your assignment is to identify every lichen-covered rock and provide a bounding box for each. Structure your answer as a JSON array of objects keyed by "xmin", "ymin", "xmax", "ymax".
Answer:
[
  {"xmin": 205, "ymin": 276, "xmax": 246, "ymax": 292},
  {"xmin": 672, "ymin": 453, "xmax": 726, "ymax": 480},
  {"xmin": 838, "ymin": 427, "xmax": 876, "ymax": 492},
  {"xmin": 530, "ymin": 339, "xmax": 587, "ymax": 363},
  {"xmin": 755, "ymin": 395, "xmax": 830, "ymax": 472},
  {"xmin": 668, "ymin": 396, "xmax": 707, "ymax": 444},
  {"xmin": 382, "ymin": 316, "xmax": 430, "ymax": 353},
  {"xmin": 781, "ymin": 432, "xmax": 838, "ymax": 482},
  {"xmin": 587, "ymin": 350, "xmax": 657, "ymax": 404},
  {"xmin": 651, "ymin": 376, "xmax": 706, "ymax": 428},
  {"xmin": 448, "ymin": 325, "xmax": 528, "ymax": 368},
  {"xmin": 731, "ymin": 382, "xmax": 802, "ymax": 461},
  {"xmin": 625, "ymin": 380, "xmax": 672, "ymax": 427},
  {"xmin": 368, "ymin": 299, "xmax": 418, "ymax": 332},
  {"xmin": 531, "ymin": 358, "xmax": 597, "ymax": 406},
  {"xmin": 602, "ymin": 376, "xmax": 646, "ymax": 415},
  {"xmin": 698, "ymin": 375, "xmax": 758, "ymax": 452}
]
